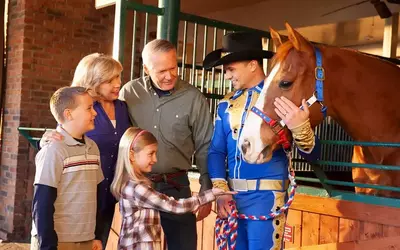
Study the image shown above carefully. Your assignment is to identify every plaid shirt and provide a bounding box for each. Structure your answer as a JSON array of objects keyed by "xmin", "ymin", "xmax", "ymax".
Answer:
[{"xmin": 118, "ymin": 180, "xmax": 216, "ymax": 249}]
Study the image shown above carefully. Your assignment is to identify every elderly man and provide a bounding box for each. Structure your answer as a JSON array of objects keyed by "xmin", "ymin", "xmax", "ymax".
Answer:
[{"xmin": 119, "ymin": 39, "xmax": 213, "ymax": 250}]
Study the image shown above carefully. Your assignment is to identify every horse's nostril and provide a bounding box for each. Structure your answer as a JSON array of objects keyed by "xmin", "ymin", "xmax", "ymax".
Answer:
[{"xmin": 241, "ymin": 139, "xmax": 251, "ymax": 154}]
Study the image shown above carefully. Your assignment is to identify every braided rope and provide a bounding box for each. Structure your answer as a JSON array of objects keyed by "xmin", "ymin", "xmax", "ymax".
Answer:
[{"xmin": 215, "ymin": 151, "xmax": 296, "ymax": 250}]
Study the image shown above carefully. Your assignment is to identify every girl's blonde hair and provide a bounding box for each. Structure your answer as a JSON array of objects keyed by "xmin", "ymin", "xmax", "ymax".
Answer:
[
  {"xmin": 111, "ymin": 127, "xmax": 158, "ymax": 200},
  {"xmin": 72, "ymin": 53, "xmax": 123, "ymax": 99}
]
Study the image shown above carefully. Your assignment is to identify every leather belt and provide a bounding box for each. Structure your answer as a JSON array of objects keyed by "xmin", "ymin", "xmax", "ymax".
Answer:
[
  {"xmin": 228, "ymin": 178, "xmax": 289, "ymax": 192},
  {"xmin": 148, "ymin": 170, "xmax": 187, "ymax": 190}
]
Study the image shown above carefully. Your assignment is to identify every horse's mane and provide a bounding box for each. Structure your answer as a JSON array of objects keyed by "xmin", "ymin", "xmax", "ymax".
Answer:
[
  {"xmin": 271, "ymin": 41, "xmax": 294, "ymax": 68},
  {"xmin": 341, "ymin": 47, "xmax": 400, "ymax": 69}
]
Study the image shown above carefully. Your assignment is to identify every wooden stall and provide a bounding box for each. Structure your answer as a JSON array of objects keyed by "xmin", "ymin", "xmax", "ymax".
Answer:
[{"xmin": 106, "ymin": 178, "xmax": 400, "ymax": 250}]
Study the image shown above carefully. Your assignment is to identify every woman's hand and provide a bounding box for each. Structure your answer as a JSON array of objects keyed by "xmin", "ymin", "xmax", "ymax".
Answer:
[{"xmin": 39, "ymin": 130, "xmax": 63, "ymax": 148}]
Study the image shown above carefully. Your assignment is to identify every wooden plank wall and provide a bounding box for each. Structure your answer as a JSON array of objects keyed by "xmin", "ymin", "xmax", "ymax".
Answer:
[
  {"xmin": 284, "ymin": 194, "xmax": 400, "ymax": 249},
  {"xmin": 106, "ymin": 179, "xmax": 400, "ymax": 250}
]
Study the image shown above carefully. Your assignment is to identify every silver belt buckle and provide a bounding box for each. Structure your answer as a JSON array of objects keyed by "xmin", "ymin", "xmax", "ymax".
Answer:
[{"xmin": 232, "ymin": 179, "xmax": 248, "ymax": 192}]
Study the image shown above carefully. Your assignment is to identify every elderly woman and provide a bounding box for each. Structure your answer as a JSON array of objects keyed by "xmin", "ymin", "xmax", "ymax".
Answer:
[{"xmin": 41, "ymin": 53, "xmax": 131, "ymax": 248}]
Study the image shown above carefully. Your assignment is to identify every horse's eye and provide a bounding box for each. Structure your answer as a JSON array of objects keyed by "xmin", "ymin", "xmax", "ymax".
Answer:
[{"xmin": 279, "ymin": 81, "xmax": 293, "ymax": 89}]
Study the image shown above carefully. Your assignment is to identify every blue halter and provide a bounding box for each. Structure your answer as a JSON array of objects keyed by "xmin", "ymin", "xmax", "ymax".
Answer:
[{"xmin": 314, "ymin": 47, "xmax": 327, "ymax": 117}]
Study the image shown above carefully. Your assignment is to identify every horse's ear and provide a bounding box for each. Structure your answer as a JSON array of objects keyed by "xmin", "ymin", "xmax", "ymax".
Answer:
[
  {"xmin": 285, "ymin": 23, "xmax": 313, "ymax": 54},
  {"xmin": 269, "ymin": 27, "xmax": 282, "ymax": 49}
]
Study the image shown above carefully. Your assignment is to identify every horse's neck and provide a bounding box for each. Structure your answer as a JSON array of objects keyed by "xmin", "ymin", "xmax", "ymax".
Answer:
[{"xmin": 322, "ymin": 47, "xmax": 400, "ymax": 143}]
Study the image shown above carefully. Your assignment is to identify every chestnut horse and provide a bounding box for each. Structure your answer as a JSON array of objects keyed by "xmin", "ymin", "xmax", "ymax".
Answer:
[{"xmin": 239, "ymin": 23, "xmax": 400, "ymax": 198}]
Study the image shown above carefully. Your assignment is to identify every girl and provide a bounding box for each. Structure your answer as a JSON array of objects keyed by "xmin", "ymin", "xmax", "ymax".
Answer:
[{"xmin": 111, "ymin": 127, "xmax": 234, "ymax": 250}]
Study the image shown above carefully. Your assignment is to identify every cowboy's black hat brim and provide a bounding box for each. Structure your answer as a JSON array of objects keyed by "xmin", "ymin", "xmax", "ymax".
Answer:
[{"xmin": 203, "ymin": 49, "xmax": 275, "ymax": 69}]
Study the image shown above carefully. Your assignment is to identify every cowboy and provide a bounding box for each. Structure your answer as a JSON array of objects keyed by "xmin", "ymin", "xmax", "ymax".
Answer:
[{"xmin": 204, "ymin": 32, "xmax": 321, "ymax": 250}]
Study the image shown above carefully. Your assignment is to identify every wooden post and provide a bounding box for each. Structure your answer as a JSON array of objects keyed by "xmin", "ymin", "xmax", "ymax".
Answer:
[{"xmin": 382, "ymin": 12, "xmax": 398, "ymax": 58}]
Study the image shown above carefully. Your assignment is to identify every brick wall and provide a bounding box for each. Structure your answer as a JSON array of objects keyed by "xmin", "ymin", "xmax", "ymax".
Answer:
[{"xmin": 0, "ymin": 0, "xmax": 117, "ymax": 240}]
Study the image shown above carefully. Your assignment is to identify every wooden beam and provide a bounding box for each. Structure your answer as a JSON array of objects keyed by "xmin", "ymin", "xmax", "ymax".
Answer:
[
  {"xmin": 290, "ymin": 194, "xmax": 400, "ymax": 227},
  {"xmin": 285, "ymin": 235, "xmax": 400, "ymax": 250},
  {"xmin": 95, "ymin": 0, "xmax": 116, "ymax": 9},
  {"xmin": 382, "ymin": 12, "xmax": 399, "ymax": 58}
]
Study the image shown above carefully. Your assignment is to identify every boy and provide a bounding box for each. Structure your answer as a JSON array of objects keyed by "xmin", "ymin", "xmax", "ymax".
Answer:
[{"xmin": 31, "ymin": 86, "xmax": 104, "ymax": 250}]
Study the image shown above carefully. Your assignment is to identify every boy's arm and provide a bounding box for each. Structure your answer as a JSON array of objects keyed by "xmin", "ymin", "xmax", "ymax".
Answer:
[
  {"xmin": 94, "ymin": 183, "xmax": 104, "ymax": 240},
  {"xmin": 32, "ymin": 184, "xmax": 58, "ymax": 250},
  {"xmin": 33, "ymin": 145, "xmax": 64, "ymax": 250},
  {"xmin": 94, "ymin": 154, "xmax": 105, "ymax": 241}
]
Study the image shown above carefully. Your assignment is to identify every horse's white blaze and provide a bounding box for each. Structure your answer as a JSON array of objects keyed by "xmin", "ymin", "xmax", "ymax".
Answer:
[{"xmin": 239, "ymin": 63, "xmax": 281, "ymax": 163}]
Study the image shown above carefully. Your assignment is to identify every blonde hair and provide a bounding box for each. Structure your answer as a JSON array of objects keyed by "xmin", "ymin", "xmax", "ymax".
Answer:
[
  {"xmin": 50, "ymin": 86, "xmax": 88, "ymax": 124},
  {"xmin": 111, "ymin": 127, "xmax": 158, "ymax": 199},
  {"xmin": 142, "ymin": 39, "xmax": 176, "ymax": 67},
  {"xmin": 72, "ymin": 53, "xmax": 123, "ymax": 98}
]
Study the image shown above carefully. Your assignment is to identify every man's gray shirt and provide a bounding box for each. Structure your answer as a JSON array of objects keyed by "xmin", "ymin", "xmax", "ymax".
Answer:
[{"xmin": 119, "ymin": 76, "xmax": 213, "ymax": 189}]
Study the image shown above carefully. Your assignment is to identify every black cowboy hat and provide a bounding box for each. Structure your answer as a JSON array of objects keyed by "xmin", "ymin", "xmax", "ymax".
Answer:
[{"xmin": 202, "ymin": 32, "xmax": 275, "ymax": 69}]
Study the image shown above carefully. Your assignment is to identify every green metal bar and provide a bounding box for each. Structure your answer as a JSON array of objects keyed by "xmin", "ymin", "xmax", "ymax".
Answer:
[
  {"xmin": 312, "ymin": 160, "xmax": 400, "ymax": 171},
  {"xmin": 18, "ymin": 127, "xmax": 53, "ymax": 149},
  {"xmin": 177, "ymin": 62, "xmax": 223, "ymax": 73},
  {"xmin": 330, "ymin": 190, "xmax": 400, "ymax": 208},
  {"xmin": 179, "ymin": 12, "xmax": 271, "ymax": 39},
  {"xmin": 113, "ymin": 0, "xmax": 128, "ymax": 64},
  {"xmin": 18, "ymin": 127, "xmax": 53, "ymax": 132},
  {"xmin": 201, "ymin": 25, "xmax": 208, "ymax": 92},
  {"xmin": 295, "ymin": 176, "xmax": 400, "ymax": 193},
  {"xmin": 191, "ymin": 23, "xmax": 198, "ymax": 86},
  {"xmin": 130, "ymin": 10, "xmax": 138, "ymax": 80},
  {"xmin": 157, "ymin": 0, "xmax": 180, "ymax": 46},
  {"xmin": 18, "ymin": 130, "xmax": 39, "ymax": 149},
  {"xmin": 125, "ymin": 1, "xmax": 164, "ymax": 15},
  {"xmin": 325, "ymin": 180, "xmax": 400, "ymax": 192},
  {"xmin": 140, "ymin": 13, "xmax": 150, "ymax": 77},
  {"xmin": 310, "ymin": 164, "xmax": 333, "ymax": 196},
  {"xmin": 295, "ymin": 176, "xmax": 322, "ymax": 183},
  {"xmin": 321, "ymin": 140, "xmax": 400, "ymax": 147},
  {"xmin": 180, "ymin": 21, "xmax": 188, "ymax": 80},
  {"xmin": 211, "ymin": 27, "xmax": 217, "ymax": 94}
]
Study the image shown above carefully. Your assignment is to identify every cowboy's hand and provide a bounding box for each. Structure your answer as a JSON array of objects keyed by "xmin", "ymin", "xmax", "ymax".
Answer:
[
  {"xmin": 216, "ymin": 195, "xmax": 233, "ymax": 218},
  {"xmin": 196, "ymin": 203, "xmax": 212, "ymax": 221},
  {"xmin": 39, "ymin": 130, "xmax": 64, "ymax": 148},
  {"xmin": 274, "ymin": 97, "xmax": 310, "ymax": 130},
  {"xmin": 92, "ymin": 240, "xmax": 103, "ymax": 250}
]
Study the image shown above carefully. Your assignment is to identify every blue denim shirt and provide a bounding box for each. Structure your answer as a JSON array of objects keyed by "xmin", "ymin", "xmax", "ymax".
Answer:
[{"xmin": 86, "ymin": 99, "xmax": 131, "ymax": 214}]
